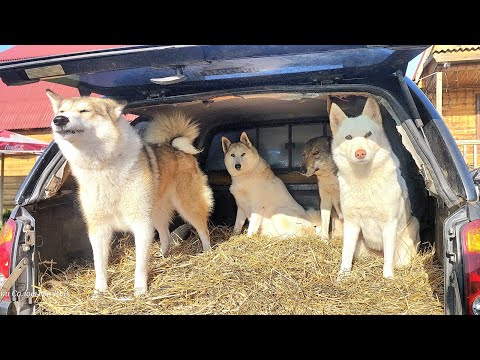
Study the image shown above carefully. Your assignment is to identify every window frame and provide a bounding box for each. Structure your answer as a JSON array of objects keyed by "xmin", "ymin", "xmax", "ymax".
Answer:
[{"xmin": 204, "ymin": 117, "xmax": 330, "ymax": 172}]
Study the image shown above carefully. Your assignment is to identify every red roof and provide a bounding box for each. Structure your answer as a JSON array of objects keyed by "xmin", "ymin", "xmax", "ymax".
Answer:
[
  {"xmin": 0, "ymin": 45, "xmax": 137, "ymax": 130},
  {"xmin": 0, "ymin": 45, "xmax": 130, "ymax": 62},
  {"xmin": 0, "ymin": 81, "xmax": 79, "ymax": 130}
]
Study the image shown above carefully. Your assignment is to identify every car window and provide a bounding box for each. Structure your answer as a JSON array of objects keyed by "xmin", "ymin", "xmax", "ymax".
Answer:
[
  {"xmin": 206, "ymin": 128, "xmax": 256, "ymax": 171},
  {"xmin": 291, "ymin": 124, "xmax": 326, "ymax": 168},
  {"xmin": 258, "ymin": 126, "xmax": 289, "ymax": 168},
  {"xmin": 205, "ymin": 121, "xmax": 327, "ymax": 171}
]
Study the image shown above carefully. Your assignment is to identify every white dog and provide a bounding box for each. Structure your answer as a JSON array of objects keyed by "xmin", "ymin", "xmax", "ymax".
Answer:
[
  {"xmin": 222, "ymin": 132, "xmax": 321, "ymax": 237},
  {"xmin": 330, "ymin": 97, "xmax": 420, "ymax": 279}
]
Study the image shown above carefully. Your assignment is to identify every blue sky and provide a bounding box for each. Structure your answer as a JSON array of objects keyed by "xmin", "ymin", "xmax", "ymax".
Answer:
[
  {"xmin": 0, "ymin": 45, "xmax": 424, "ymax": 79},
  {"xmin": 0, "ymin": 45, "xmax": 13, "ymax": 52},
  {"xmin": 406, "ymin": 53, "xmax": 422, "ymax": 79}
]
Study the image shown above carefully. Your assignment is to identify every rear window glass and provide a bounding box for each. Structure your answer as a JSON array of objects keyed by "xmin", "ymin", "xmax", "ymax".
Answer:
[
  {"xmin": 205, "ymin": 120, "xmax": 329, "ymax": 171},
  {"xmin": 206, "ymin": 128, "xmax": 256, "ymax": 171},
  {"xmin": 291, "ymin": 124, "xmax": 326, "ymax": 168},
  {"xmin": 258, "ymin": 126, "xmax": 289, "ymax": 168}
]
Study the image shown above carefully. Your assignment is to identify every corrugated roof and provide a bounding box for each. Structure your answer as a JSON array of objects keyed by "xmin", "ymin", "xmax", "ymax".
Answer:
[
  {"xmin": 413, "ymin": 45, "xmax": 480, "ymax": 83},
  {"xmin": 0, "ymin": 45, "xmax": 130, "ymax": 62},
  {"xmin": 431, "ymin": 45, "xmax": 480, "ymax": 54},
  {"xmin": 0, "ymin": 46, "xmax": 138, "ymax": 130},
  {"xmin": 0, "ymin": 80, "xmax": 137, "ymax": 130},
  {"xmin": 0, "ymin": 81, "xmax": 79, "ymax": 130}
]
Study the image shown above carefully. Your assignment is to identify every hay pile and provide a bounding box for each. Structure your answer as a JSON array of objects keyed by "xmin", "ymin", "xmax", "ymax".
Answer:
[{"xmin": 36, "ymin": 227, "xmax": 444, "ymax": 315}]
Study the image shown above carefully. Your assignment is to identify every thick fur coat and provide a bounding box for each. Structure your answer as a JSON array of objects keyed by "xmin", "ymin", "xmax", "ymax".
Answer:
[{"xmin": 330, "ymin": 97, "xmax": 419, "ymax": 279}]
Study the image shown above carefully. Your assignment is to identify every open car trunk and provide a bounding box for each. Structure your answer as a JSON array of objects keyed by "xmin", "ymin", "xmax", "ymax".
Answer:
[
  {"xmin": 4, "ymin": 45, "xmax": 480, "ymax": 315},
  {"xmin": 27, "ymin": 89, "xmax": 437, "ymax": 272}
]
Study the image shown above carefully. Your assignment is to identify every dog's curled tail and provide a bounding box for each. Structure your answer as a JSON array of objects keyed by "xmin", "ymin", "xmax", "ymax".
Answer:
[
  {"xmin": 305, "ymin": 208, "xmax": 322, "ymax": 228},
  {"xmin": 143, "ymin": 111, "xmax": 201, "ymax": 155}
]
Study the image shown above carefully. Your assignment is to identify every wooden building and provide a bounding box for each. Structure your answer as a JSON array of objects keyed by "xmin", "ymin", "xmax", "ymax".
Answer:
[
  {"xmin": 0, "ymin": 80, "xmax": 76, "ymax": 210},
  {"xmin": 414, "ymin": 45, "xmax": 480, "ymax": 168}
]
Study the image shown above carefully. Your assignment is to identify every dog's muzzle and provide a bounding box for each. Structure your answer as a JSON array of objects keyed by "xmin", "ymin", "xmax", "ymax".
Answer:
[{"xmin": 53, "ymin": 115, "xmax": 69, "ymax": 127}]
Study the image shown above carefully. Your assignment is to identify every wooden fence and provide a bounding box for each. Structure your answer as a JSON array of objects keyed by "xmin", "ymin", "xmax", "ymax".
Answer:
[{"xmin": 457, "ymin": 140, "xmax": 480, "ymax": 170}]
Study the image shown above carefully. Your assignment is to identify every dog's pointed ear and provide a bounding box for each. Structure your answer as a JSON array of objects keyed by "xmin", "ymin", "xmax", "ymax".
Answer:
[
  {"xmin": 46, "ymin": 89, "xmax": 64, "ymax": 113},
  {"xmin": 221, "ymin": 136, "xmax": 231, "ymax": 154},
  {"xmin": 362, "ymin": 97, "xmax": 382, "ymax": 125},
  {"xmin": 112, "ymin": 100, "xmax": 127, "ymax": 120},
  {"xmin": 329, "ymin": 103, "xmax": 347, "ymax": 135},
  {"xmin": 239, "ymin": 132, "xmax": 252, "ymax": 148}
]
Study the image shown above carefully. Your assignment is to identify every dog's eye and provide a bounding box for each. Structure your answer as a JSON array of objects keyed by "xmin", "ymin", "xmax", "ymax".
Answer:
[
  {"xmin": 231, "ymin": 154, "xmax": 235, "ymax": 157},
  {"xmin": 345, "ymin": 135, "xmax": 353, "ymax": 140},
  {"xmin": 59, "ymin": 110, "xmax": 64, "ymax": 113},
  {"xmin": 79, "ymin": 109, "xmax": 90, "ymax": 113},
  {"xmin": 312, "ymin": 151, "xmax": 320, "ymax": 156},
  {"xmin": 241, "ymin": 153, "xmax": 245, "ymax": 157},
  {"xmin": 364, "ymin": 131, "xmax": 372, "ymax": 138}
]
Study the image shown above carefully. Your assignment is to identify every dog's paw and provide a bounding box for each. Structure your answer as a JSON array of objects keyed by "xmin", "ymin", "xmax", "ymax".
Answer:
[
  {"xmin": 91, "ymin": 289, "xmax": 107, "ymax": 300},
  {"xmin": 383, "ymin": 268, "xmax": 394, "ymax": 279},
  {"xmin": 134, "ymin": 287, "xmax": 148, "ymax": 297},
  {"xmin": 160, "ymin": 247, "xmax": 169, "ymax": 258},
  {"xmin": 320, "ymin": 236, "xmax": 329, "ymax": 243},
  {"xmin": 336, "ymin": 268, "xmax": 351, "ymax": 282},
  {"xmin": 202, "ymin": 244, "xmax": 212, "ymax": 252}
]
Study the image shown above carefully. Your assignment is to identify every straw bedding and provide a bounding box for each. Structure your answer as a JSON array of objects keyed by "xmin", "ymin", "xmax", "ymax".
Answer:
[{"xmin": 36, "ymin": 226, "xmax": 444, "ymax": 315}]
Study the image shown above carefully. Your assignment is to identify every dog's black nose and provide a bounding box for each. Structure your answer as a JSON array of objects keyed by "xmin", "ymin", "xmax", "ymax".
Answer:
[
  {"xmin": 299, "ymin": 165, "xmax": 307, "ymax": 174},
  {"xmin": 235, "ymin": 164, "xmax": 241, "ymax": 170},
  {"xmin": 53, "ymin": 115, "xmax": 69, "ymax": 127}
]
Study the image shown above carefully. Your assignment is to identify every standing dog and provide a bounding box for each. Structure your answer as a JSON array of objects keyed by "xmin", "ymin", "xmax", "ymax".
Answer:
[
  {"xmin": 222, "ymin": 132, "xmax": 321, "ymax": 237},
  {"xmin": 46, "ymin": 90, "xmax": 213, "ymax": 295},
  {"xmin": 300, "ymin": 136, "xmax": 342, "ymax": 241},
  {"xmin": 330, "ymin": 97, "xmax": 419, "ymax": 279}
]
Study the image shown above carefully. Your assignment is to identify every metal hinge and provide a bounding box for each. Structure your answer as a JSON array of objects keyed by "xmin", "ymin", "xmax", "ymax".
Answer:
[
  {"xmin": 446, "ymin": 227, "xmax": 457, "ymax": 263},
  {"xmin": 147, "ymin": 92, "xmax": 162, "ymax": 100},
  {"xmin": 146, "ymin": 90, "xmax": 168, "ymax": 100},
  {"xmin": 447, "ymin": 227, "xmax": 456, "ymax": 239},
  {"xmin": 22, "ymin": 224, "xmax": 35, "ymax": 252},
  {"xmin": 320, "ymin": 79, "xmax": 336, "ymax": 85},
  {"xmin": 446, "ymin": 251, "xmax": 457, "ymax": 263}
]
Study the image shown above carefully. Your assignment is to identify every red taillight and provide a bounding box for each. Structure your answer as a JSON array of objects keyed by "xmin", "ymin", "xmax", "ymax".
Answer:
[
  {"xmin": 461, "ymin": 219, "xmax": 480, "ymax": 315},
  {"xmin": 0, "ymin": 218, "xmax": 16, "ymax": 302}
]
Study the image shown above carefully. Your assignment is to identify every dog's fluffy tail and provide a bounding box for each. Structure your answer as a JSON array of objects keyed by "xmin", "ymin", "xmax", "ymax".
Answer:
[{"xmin": 143, "ymin": 111, "xmax": 201, "ymax": 155}]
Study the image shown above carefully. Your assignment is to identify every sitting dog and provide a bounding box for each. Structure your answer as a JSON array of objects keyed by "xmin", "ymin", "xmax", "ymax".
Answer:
[
  {"xmin": 329, "ymin": 97, "xmax": 420, "ymax": 279},
  {"xmin": 300, "ymin": 136, "xmax": 342, "ymax": 241},
  {"xmin": 222, "ymin": 132, "xmax": 321, "ymax": 237}
]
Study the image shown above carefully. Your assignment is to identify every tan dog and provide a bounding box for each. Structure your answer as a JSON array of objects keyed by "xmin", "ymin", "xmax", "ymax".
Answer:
[
  {"xmin": 300, "ymin": 136, "xmax": 343, "ymax": 241},
  {"xmin": 222, "ymin": 132, "xmax": 321, "ymax": 237},
  {"xmin": 46, "ymin": 90, "xmax": 213, "ymax": 296}
]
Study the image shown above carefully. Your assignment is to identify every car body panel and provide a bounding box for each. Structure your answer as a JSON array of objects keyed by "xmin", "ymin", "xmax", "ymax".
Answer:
[{"xmin": 0, "ymin": 45, "xmax": 426, "ymax": 101}]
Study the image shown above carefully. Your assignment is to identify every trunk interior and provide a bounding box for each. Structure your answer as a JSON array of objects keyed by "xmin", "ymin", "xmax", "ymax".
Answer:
[{"xmin": 28, "ymin": 91, "xmax": 438, "ymax": 271}]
